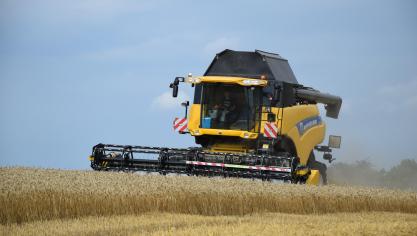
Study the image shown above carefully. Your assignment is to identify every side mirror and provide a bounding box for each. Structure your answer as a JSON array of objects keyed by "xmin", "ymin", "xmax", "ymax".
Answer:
[
  {"xmin": 169, "ymin": 77, "xmax": 184, "ymax": 98},
  {"xmin": 328, "ymin": 135, "xmax": 341, "ymax": 149},
  {"xmin": 273, "ymin": 84, "xmax": 281, "ymax": 105},
  {"xmin": 172, "ymin": 85, "xmax": 178, "ymax": 97}
]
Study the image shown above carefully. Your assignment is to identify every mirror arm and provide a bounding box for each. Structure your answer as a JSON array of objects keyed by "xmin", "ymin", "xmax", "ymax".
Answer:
[
  {"xmin": 170, "ymin": 77, "xmax": 185, "ymax": 98},
  {"xmin": 181, "ymin": 101, "xmax": 189, "ymax": 119}
]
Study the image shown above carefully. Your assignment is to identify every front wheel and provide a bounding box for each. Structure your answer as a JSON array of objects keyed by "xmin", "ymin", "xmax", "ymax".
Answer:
[{"xmin": 307, "ymin": 152, "xmax": 328, "ymax": 185}]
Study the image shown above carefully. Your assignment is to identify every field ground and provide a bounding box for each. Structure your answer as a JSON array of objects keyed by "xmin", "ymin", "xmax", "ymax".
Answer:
[
  {"xmin": 1, "ymin": 168, "xmax": 417, "ymax": 235},
  {"xmin": 2, "ymin": 212, "xmax": 417, "ymax": 236}
]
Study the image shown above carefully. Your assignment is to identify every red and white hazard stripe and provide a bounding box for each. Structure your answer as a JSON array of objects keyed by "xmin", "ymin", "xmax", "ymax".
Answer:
[
  {"xmin": 186, "ymin": 161, "xmax": 225, "ymax": 167},
  {"xmin": 248, "ymin": 166, "xmax": 290, "ymax": 172},
  {"xmin": 173, "ymin": 117, "xmax": 188, "ymax": 132},
  {"xmin": 185, "ymin": 161, "xmax": 291, "ymax": 173},
  {"xmin": 263, "ymin": 122, "xmax": 278, "ymax": 138}
]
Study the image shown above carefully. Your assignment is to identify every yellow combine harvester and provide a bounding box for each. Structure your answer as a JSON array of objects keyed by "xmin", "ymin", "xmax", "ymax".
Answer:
[{"xmin": 90, "ymin": 50, "xmax": 342, "ymax": 185}]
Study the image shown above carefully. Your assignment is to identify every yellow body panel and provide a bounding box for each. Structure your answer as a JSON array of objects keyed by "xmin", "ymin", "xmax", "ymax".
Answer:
[
  {"xmin": 208, "ymin": 143, "xmax": 252, "ymax": 153},
  {"xmin": 280, "ymin": 105, "xmax": 325, "ymax": 165},
  {"xmin": 259, "ymin": 106, "xmax": 281, "ymax": 136},
  {"xmin": 306, "ymin": 170, "xmax": 320, "ymax": 185},
  {"xmin": 190, "ymin": 128, "xmax": 258, "ymax": 139},
  {"xmin": 189, "ymin": 76, "xmax": 268, "ymax": 86},
  {"xmin": 188, "ymin": 104, "xmax": 201, "ymax": 131}
]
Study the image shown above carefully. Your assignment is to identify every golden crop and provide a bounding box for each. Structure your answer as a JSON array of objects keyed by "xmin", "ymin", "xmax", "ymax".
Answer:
[
  {"xmin": 1, "ymin": 167, "xmax": 417, "ymax": 225},
  {"xmin": 2, "ymin": 212, "xmax": 417, "ymax": 236}
]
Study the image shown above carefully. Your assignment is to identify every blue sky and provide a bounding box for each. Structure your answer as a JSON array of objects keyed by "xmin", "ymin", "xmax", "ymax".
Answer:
[{"xmin": 1, "ymin": 0, "xmax": 416, "ymax": 169}]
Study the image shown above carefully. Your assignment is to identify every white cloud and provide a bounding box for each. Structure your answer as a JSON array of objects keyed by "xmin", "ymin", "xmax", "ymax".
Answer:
[
  {"xmin": 151, "ymin": 91, "xmax": 190, "ymax": 110},
  {"xmin": 203, "ymin": 37, "xmax": 240, "ymax": 55}
]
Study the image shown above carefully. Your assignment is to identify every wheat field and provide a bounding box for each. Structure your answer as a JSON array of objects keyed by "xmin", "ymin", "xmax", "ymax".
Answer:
[
  {"xmin": 1, "ymin": 167, "xmax": 417, "ymax": 235},
  {"xmin": 2, "ymin": 212, "xmax": 417, "ymax": 236}
]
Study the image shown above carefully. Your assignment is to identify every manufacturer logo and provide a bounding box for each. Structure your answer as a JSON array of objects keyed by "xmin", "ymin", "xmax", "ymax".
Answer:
[{"xmin": 297, "ymin": 116, "xmax": 322, "ymax": 136}]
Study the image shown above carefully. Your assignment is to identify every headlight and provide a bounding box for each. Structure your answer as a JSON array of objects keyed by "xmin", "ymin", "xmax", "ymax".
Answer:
[
  {"xmin": 242, "ymin": 79, "xmax": 261, "ymax": 85},
  {"xmin": 187, "ymin": 77, "xmax": 201, "ymax": 84}
]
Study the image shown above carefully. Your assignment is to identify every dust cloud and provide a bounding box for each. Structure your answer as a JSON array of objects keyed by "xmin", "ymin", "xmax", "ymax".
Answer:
[{"xmin": 327, "ymin": 159, "xmax": 417, "ymax": 191}]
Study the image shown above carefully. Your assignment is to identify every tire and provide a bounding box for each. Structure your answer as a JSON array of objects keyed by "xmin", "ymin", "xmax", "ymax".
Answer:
[{"xmin": 307, "ymin": 152, "xmax": 328, "ymax": 185}]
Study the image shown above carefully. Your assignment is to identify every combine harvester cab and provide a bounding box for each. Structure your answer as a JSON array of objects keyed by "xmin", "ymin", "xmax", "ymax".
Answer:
[{"xmin": 90, "ymin": 50, "xmax": 342, "ymax": 185}]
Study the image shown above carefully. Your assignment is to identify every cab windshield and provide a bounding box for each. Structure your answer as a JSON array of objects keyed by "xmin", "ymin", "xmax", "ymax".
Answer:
[{"xmin": 200, "ymin": 83, "xmax": 261, "ymax": 132}]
